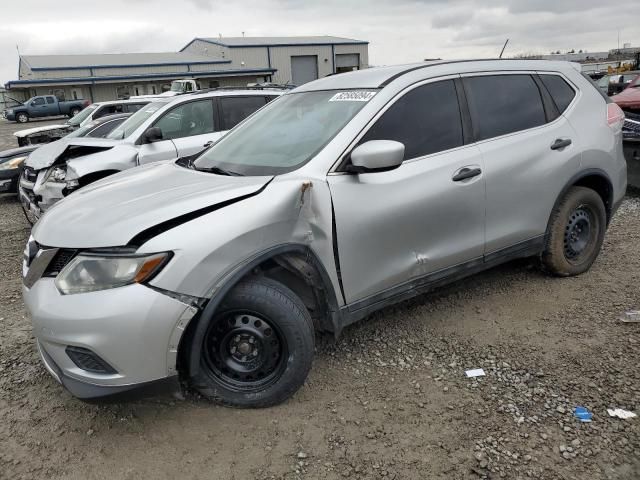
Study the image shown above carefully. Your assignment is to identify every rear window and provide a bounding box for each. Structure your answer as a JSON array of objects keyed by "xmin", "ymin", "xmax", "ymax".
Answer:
[
  {"xmin": 464, "ymin": 74, "xmax": 546, "ymax": 141},
  {"xmin": 219, "ymin": 96, "xmax": 267, "ymax": 130},
  {"xmin": 540, "ymin": 75, "xmax": 576, "ymax": 113}
]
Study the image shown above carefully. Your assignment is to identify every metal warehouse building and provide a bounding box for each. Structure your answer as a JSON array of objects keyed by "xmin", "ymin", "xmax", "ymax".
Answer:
[{"xmin": 5, "ymin": 36, "xmax": 369, "ymax": 103}]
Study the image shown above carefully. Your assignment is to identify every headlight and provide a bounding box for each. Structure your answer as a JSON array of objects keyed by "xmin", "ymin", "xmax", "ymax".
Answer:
[
  {"xmin": 47, "ymin": 166, "xmax": 67, "ymax": 182},
  {"xmin": 55, "ymin": 252, "xmax": 170, "ymax": 295},
  {"xmin": 0, "ymin": 155, "xmax": 27, "ymax": 171},
  {"xmin": 7, "ymin": 109, "xmax": 13, "ymax": 114}
]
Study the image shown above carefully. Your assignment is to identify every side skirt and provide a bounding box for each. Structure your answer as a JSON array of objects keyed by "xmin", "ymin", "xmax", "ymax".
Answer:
[{"xmin": 338, "ymin": 235, "xmax": 546, "ymax": 328}]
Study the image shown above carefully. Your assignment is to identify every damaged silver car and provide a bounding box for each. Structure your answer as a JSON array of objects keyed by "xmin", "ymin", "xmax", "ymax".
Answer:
[
  {"xmin": 19, "ymin": 89, "xmax": 283, "ymax": 222},
  {"xmin": 23, "ymin": 60, "xmax": 627, "ymax": 407}
]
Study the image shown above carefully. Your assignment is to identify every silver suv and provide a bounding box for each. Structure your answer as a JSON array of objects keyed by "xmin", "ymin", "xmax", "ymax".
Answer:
[
  {"xmin": 19, "ymin": 89, "xmax": 283, "ymax": 221},
  {"xmin": 23, "ymin": 60, "xmax": 627, "ymax": 407}
]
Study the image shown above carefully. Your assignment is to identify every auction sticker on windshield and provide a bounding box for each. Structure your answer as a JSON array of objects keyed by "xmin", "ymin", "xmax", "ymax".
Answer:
[{"xmin": 329, "ymin": 91, "xmax": 377, "ymax": 102}]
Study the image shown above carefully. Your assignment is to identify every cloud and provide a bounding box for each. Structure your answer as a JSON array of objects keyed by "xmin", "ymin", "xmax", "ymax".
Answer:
[{"xmin": 1, "ymin": 0, "xmax": 639, "ymax": 85}]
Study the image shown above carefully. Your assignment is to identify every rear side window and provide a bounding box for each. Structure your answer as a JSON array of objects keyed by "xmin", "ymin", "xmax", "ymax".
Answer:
[
  {"xmin": 87, "ymin": 119, "xmax": 124, "ymax": 138},
  {"xmin": 46, "ymin": 97, "xmax": 55, "ymax": 104},
  {"xmin": 219, "ymin": 96, "xmax": 267, "ymax": 130},
  {"xmin": 125, "ymin": 103, "xmax": 146, "ymax": 113},
  {"xmin": 360, "ymin": 79, "xmax": 463, "ymax": 160},
  {"xmin": 154, "ymin": 99, "xmax": 215, "ymax": 140},
  {"xmin": 464, "ymin": 74, "xmax": 546, "ymax": 141},
  {"xmin": 540, "ymin": 75, "xmax": 576, "ymax": 113}
]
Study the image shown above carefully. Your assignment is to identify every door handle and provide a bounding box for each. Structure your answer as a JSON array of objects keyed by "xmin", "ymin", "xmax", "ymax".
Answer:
[
  {"xmin": 452, "ymin": 167, "xmax": 482, "ymax": 182},
  {"xmin": 550, "ymin": 138, "xmax": 572, "ymax": 150}
]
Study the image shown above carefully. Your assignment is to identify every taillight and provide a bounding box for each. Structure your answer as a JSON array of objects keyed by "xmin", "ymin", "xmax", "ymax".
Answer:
[{"xmin": 607, "ymin": 103, "xmax": 625, "ymax": 131}]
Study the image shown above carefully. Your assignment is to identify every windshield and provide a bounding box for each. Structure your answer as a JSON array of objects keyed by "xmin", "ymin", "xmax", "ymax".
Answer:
[
  {"xmin": 106, "ymin": 101, "xmax": 167, "ymax": 139},
  {"xmin": 68, "ymin": 104, "xmax": 97, "ymax": 126},
  {"xmin": 170, "ymin": 82, "xmax": 184, "ymax": 92},
  {"xmin": 193, "ymin": 90, "xmax": 375, "ymax": 176}
]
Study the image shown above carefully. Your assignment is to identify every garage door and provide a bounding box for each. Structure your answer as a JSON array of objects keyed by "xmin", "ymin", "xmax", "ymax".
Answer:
[
  {"xmin": 335, "ymin": 54, "xmax": 360, "ymax": 69},
  {"xmin": 291, "ymin": 56, "xmax": 319, "ymax": 85}
]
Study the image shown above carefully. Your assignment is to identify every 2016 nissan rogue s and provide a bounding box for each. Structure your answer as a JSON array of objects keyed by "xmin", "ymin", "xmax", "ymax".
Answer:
[{"xmin": 23, "ymin": 60, "xmax": 627, "ymax": 408}]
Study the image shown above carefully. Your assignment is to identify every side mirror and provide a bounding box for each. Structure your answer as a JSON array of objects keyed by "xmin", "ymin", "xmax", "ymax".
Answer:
[
  {"xmin": 143, "ymin": 126, "xmax": 163, "ymax": 143},
  {"xmin": 348, "ymin": 140, "xmax": 405, "ymax": 173},
  {"xmin": 30, "ymin": 102, "xmax": 37, "ymax": 107}
]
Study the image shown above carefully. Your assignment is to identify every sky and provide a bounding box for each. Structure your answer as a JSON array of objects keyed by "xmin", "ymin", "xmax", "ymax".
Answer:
[{"xmin": 1, "ymin": 0, "xmax": 639, "ymax": 84}]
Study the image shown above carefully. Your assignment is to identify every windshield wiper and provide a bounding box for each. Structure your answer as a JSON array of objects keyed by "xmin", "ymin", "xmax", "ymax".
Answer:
[{"xmin": 196, "ymin": 165, "xmax": 244, "ymax": 176}]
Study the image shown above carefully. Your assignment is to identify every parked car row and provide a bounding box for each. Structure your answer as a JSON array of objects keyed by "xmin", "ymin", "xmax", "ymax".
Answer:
[
  {"xmin": 14, "ymin": 98, "xmax": 153, "ymax": 146},
  {"xmin": 19, "ymin": 60, "xmax": 628, "ymax": 408},
  {"xmin": 0, "ymin": 113, "xmax": 132, "ymax": 197},
  {"xmin": 18, "ymin": 89, "xmax": 283, "ymax": 222}
]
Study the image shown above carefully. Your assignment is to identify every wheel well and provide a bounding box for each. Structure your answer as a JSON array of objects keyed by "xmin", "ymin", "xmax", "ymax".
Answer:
[
  {"xmin": 176, "ymin": 248, "xmax": 341, "ymax": 380},
  {"xmin": 572, "ymin": 174, "xmax": 613, "ymax": 222},
  {"xmin": 251, "ymin": 252, "xmax": 337, "ymax": 334}
]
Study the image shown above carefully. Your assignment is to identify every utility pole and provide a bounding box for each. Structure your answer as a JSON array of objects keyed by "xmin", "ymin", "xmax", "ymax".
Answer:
[{"xmin": 499, "ymin": 39, "xmax": 509, "ymax": 59}]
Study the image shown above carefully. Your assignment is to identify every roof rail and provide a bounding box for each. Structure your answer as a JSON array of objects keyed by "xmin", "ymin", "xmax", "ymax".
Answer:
[{"xmin": 193, "ymin": 83, "xmax": 297, "ymax": 95}]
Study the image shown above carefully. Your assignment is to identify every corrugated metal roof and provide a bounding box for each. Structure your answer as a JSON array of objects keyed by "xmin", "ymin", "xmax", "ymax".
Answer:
[
  {"xmin": 21, "ymin": 52, "xmax": 227, "ymax": 70},
  {"xmin": 197, "ymin": 36, "xmax": 368, "ymax": 47}
]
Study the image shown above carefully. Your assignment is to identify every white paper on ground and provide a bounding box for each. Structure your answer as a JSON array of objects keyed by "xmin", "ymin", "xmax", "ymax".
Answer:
[
  {"xmin": 607, "ymin": 408, "xmax": 637, "ymax": 419},
  {"xmin": 465, "ymin": 368, "xmax": 486, "ymax": 378},
  {"xmin": 620, "ymin": 310, "xmax": 640, "ymax": 323}
]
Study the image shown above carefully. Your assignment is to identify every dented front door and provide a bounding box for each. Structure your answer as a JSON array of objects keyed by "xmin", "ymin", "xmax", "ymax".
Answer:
[{"xmin": 327, "ymin": 145, "xmax": 486, "ymax": 305}]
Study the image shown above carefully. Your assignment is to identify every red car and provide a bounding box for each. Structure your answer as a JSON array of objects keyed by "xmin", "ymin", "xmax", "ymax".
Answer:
[{"xmin": 612, "ymin": 74, "xmax": 640, "ymax": 112}]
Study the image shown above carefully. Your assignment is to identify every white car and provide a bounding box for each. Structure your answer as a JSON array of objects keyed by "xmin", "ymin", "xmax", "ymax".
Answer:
[
  {"xmin": 19, "ymin": 89, "xmax": 285, "ymax": 220},
  {"xmin": 14, "ymin": 99, "xmax": 155, "ymax": 147}
]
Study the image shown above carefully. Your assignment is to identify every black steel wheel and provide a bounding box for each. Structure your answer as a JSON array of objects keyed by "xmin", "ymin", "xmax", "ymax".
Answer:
[
  {"xmin": 203, "ymin": 312, "xmax": 287, "ymax": 392},
  {"xmin": 563, "ymin": 206, "xmax": 594, "ymax": 263},
  {"xmin": 191, "ymin": 277, "xmax": 314, "ymax": 408},
  {"xmin": 542, "ymin": 186, "xmax": 606, "ymax": 276}
]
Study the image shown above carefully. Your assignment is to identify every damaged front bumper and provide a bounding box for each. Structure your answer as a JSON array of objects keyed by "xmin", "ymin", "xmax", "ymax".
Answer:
[
  {"xmin": 24, "ymin": 277, "xmax": 199, "ymax": 399},
  {"xmin": 18, "ymin": 167, "xmax": 67, "ymax": 223}
]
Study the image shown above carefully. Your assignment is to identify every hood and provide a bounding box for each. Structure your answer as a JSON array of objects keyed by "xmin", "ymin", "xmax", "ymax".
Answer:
[
  {"xmin": 33, "ymin": 161, "xmax": 273, "ymax": 248},
  {"xmin": 14, "ymin": 124, "xmax": 70, "ymax": 138},
  {"xmin": 612, "ymin": 87, "xmax": 640, "ymax": 108},
  {"xmin": 0, "ymin": 145, "xmax": 38, "ymax": 159},
  {"xmin": 25, "ymin": 137, "xmax": 120, "ymax": 170}
]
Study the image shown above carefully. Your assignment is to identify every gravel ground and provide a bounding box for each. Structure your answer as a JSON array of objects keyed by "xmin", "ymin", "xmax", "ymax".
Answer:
[{"xmin": 0, "ymin": 120, "xmax": 638, "ymax": 479}]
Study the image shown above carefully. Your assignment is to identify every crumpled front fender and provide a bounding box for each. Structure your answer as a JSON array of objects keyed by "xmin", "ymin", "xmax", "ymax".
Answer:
[{"xmin": 66, "ymin": 145, "xmax": 138, "ymax": 180}]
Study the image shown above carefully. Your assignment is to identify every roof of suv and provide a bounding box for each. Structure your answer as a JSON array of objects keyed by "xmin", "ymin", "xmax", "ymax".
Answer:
[
  {"xmin": 94, "ymin": 98, "xmax": 160, "ymax": 106},
  {"xmin": 295, "ymin": 59, "xmax": 582, "ymax": 92}
]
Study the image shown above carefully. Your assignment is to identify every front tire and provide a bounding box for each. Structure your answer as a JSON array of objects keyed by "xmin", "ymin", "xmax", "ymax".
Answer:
[
  {"xmin": 16, "ymin": 112, "xmax": 29, "ymax": 123},
  {"xmin": 190, "ymin": 277, "xmax": 314, "ymax": 408},
  {"xmin": 69, "ymin": 107, "xmax": 81, "ymax": 117},
  {"xmin": 542, "ymin": 186, "xmax": 606, "ymax": 276}
]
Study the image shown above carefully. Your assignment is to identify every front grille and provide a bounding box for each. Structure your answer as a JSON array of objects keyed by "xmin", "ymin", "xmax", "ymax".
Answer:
[
  {"xmin": 43, "ymin": 249, "xmax": 77, "ymax": 276},
  {"xmin": 65, "ymin": 346, "xmax": 117, "ymax": 374}
]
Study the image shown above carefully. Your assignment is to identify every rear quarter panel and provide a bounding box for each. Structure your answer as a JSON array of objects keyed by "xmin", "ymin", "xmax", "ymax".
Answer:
[{"xmin": 564, "ymin": 69, "xmax": 627, "ymax": 203}]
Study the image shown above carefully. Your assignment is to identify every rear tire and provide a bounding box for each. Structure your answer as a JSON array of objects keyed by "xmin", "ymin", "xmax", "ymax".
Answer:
[
  {"xmin": 69, "ymin": 107, "xmax": 81, "ymax": 117},
  {"xmin": 542, "ymin": 186, "xmax": 606, "ymax": 276},
  {"xmin": 16, "ymin": 112, "xmax": 28, "ymax": 123},
  {"xmin": 190, "ymin": 277, "xmax": 314, "ymax": 408}
]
